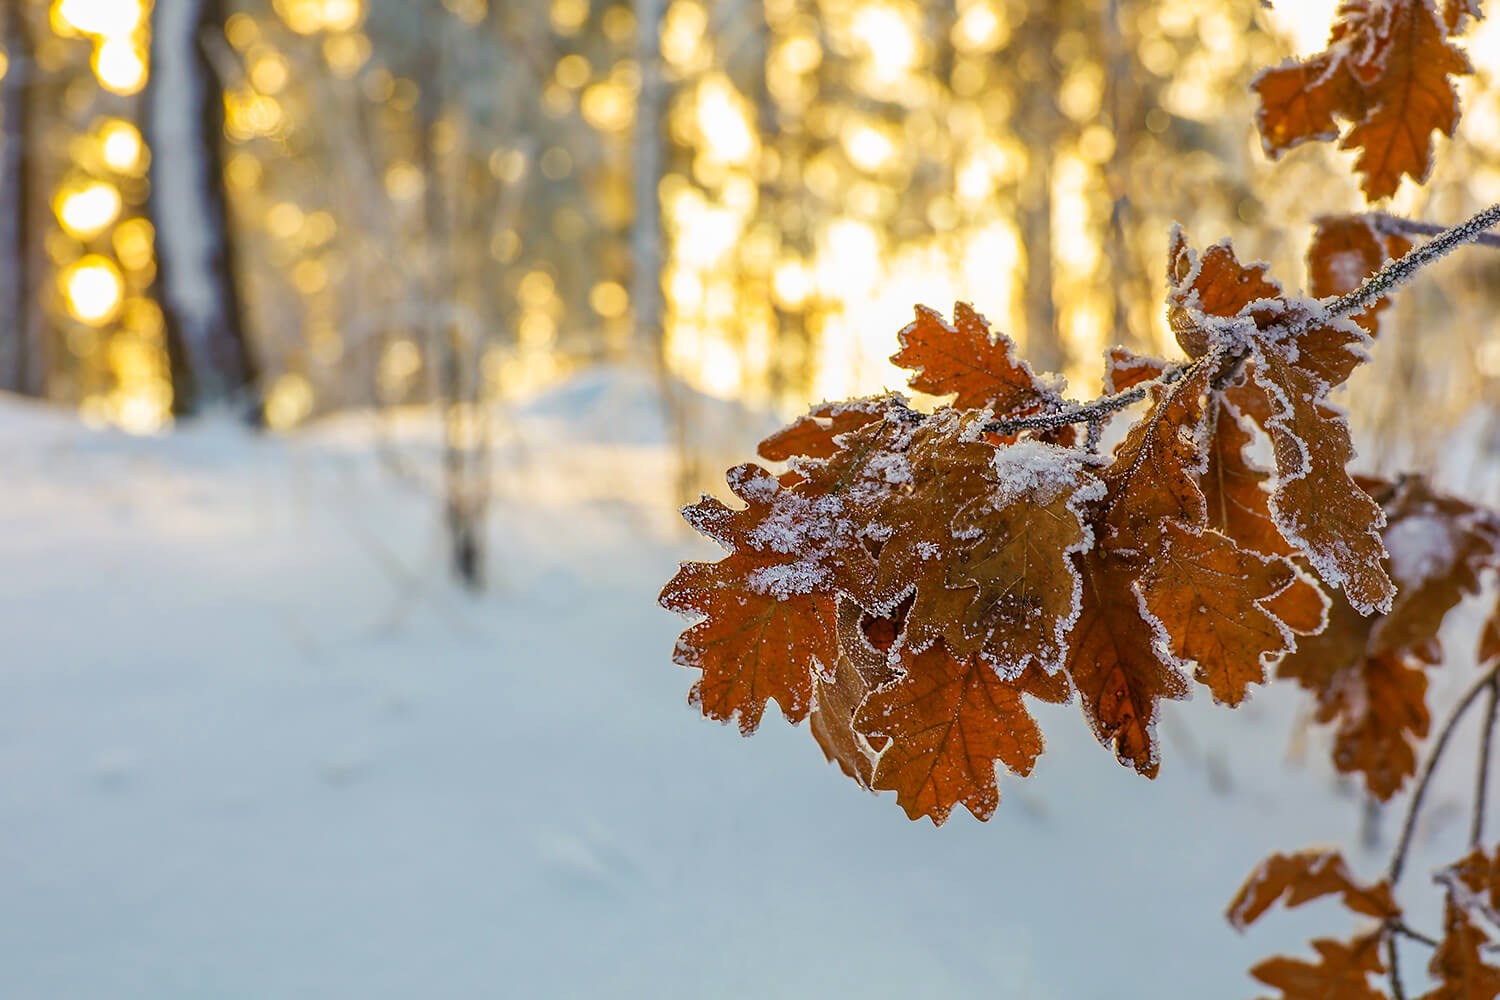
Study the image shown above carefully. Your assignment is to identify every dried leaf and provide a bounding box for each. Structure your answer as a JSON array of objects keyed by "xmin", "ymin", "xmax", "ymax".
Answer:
[
  {"xmin": 758, "ymin": 398, "xmax": 887, "ymax": 463},
  {"xmin": 1420, "ymin": 899, "xmax": 1500, "ymax": 1000},
  {"xmin": 854, "ymin": 641, "xmax": 1045, "ymax": 824},
  {"xmin": 1308, "ymin": 216, "xmax": 1412, "ymax": 335},
  {"xmin": 1250, "ymin": 325, "xmax": 1394, "ymax": 615},
  {"xmin": 1228, "ymin": 849, "xmax": 1399, "ymax": 930},
  {"xmin": 1203, "ymin": 397, "xmax": 1295, "ymax": 558},
  {"xmin": 890, "ymin": 303, "xmax": 1058, "ymax": 414},
  {"xmin": 661, "ymin": 464, "xmax": 847, "ymax": 733},
  {"xmin": 1251, "ymin": 935, "xmax": 1389, "ymax": 1000},
  {"xmin": 1252, "ymin": 0, "xmax": 1473, "ymax": 200},
  {"xmin": 1167, "ymin": 228, "xmax": 1283, "ymax": 358},
  {"xmin": 1065, "ymin": 551, "xmax": 1190, "ymax": 776},
  {"xmin": 1103, "ymin": 347, "xmax": 1168, "ymax": 393},
  {"xmin": 946, "ymin": 454, "xmax": 1102, "ymax": 678},
  {"xmin": 1140, "ymin": 521, "xmax": 1320, "ymax": 706},
  {"xmin": 1098, "ymin": 358, "xmax": 1218, "ymax": 556}
]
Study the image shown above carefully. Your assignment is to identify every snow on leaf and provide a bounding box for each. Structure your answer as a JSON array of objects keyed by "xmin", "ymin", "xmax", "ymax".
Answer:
[
  {"xmin": 1139, "ymin": 521, "xmax": 1319, "ymax": 707},
  {"xmin": 1252, "ymin": 0, "xmax": 1474, "ymax": 201},
  {"xmin": 1443, "ymin": 0, "xmax": 1484, "ymax": 34},
  {"xmin": 1308, "ymin": 216, "xmax": 1412, "ymax": 335},
  {"xmin": 1065, "ymin": 550, "xmax": 1190, "ymax": 777},
  {"xmin": 889, "ymin": 302, "xmax": 1059, "ymax": 415},
  {"xmin": 1228, "ymin": 849, "xmax": 1399, "ymax": 931},
  {"xmin": 1250, "ymin": 935, "xmax": 1389, "ymax": 1000},
  {"xmin": 854, "ymin": 640, "xmax": 1045, "ymax": 824},
  {"xmin": 1420, "ymin": 899, "xmax": 1500, "ymax": 1000}
]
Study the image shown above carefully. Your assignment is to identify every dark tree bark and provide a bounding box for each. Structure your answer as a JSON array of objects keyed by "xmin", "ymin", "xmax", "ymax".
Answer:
[
  {"xmin": 1016, "ymin": 10, "xmax": 1063, "ymax": 374},
  {"xmin": 0, "ymin": 2, "xmax": 43, "ymax": 396},
  {"xmin": 146, "ymin": 0, "xmax": 258, "ymax": 416}
]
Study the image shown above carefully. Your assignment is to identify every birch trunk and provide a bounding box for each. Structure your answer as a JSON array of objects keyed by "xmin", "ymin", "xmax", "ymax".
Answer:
[{"xmin": 146, "ymin": 0, "xmax": 257, "ymax": 415}]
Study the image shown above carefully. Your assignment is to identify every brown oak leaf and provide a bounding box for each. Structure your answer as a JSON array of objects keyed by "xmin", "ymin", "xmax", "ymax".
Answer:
[
  {"xmin": 758, "ymin": 397, "xmax": 888, "ymax": 463},
  {"xmin": 1228, "ymin": 849, "xmax": 1399, "ymax": 931},
  {"xmin": 809, "ymin": 600, "xmax": 897, "ymax": 788},
  {"xmin": 1420, "ymin": 899, "xmax": 1500, "ymax": 1000},
  {"xmin": 1167, "ymin": 228, "xmax": 1284, "ymax": 358},
  {"xmin": 660, "ymin": 464, "xmax": 846, "ymax": 733},
  {"xmin": 945, "ymin": 446, "xmax": 1102, "ymax": 677},
  {"xmin": 1249, "ymin": 313, "xmax": 1394, "ymax": 615},
  {"xmin": 1139, "ymin": 521, "xmax": 1320, "ymax": 707},
  {"xmin": 1103, "ymin": 347, "xmax": 1168, "ymax": 394},
  {"xmin": 854, "ymin": 641, "xmax": 1046, "ymax": 824},
  {"xmin": 890, "ymin": 302, "xmax": 1059, "ymax": 415},
  {"xmin": 1203, "ymin": 397, "xmax": 1295, "ymax": 559},
  {"xmin": 1308, "ymin": 216, "xmax": 1412, "ymax": 334},
  {"xmin": 1065, "ymin": 551, "xmax": 1190, "ymax": 776},
  {"xmin": 1251, "ymin": 934, "xmax": 1389, "ymax": 1000},
  {"xmin": 1252, "ymin": 0, "xmax": 1473, "ymax": 200},
  {"xmin": 1444, "ymin": 0, "xmax": 1483, "ymax": 34},
  {"xmin": 1098, "ymin": 357, "xmax": 1219, "ymax": 556}
]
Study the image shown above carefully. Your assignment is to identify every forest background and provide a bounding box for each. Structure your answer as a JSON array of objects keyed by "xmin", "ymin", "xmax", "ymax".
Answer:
[{"xmin": 6, "ymin": 1, "xmax": 1500, "ymax": 997}]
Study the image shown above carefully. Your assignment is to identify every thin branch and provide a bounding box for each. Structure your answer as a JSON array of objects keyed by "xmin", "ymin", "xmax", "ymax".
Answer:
[
  {"xmin": 982, "ymin": 363, "xmax": 1189, "ymax": 436},
  {"xmin": 1370, "ymin": 211, "xmax": 1500, "ymax": 251},
  {"xmin": 1328, "ymin": 202, "xmax": 1500, "ymax": 323},
  {"xmin": 1389, "ymin": 664, "xmax": 1500, "ymax": 886},
  {"xmin": 1473, "ymin": 675, "xmax": 1500, "ymax": 848},
  {"xmin": 1393, "ymin": 921, "xmax": 1439, "ymax": 949},
  {"xmin": 1386, "ymin": 928, "xmax": 1407, "ymax": 1000}
]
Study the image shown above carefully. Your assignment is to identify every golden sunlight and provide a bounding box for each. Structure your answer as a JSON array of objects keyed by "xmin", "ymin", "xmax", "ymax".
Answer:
[
  {"xmin": 98, "ymin": 120, "xmax": 145, "ymax": 174},
  {"xmin": 55, "ymin": 0, "xmax": 144, "ymax": 38},
  {"xmin": 55, "ymin": 180, "xmax": 123, "ymax": 239},
  {"xmin": 61, "ymin": 255, "xmax": 125, "ymax": 326},
  {"xmin": 93, "ymin": 38, "xmax": 148, "ymax": 95}
]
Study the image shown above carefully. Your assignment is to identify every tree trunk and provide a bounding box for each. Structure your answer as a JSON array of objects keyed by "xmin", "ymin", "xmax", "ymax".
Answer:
[
  {"xmin": 0, "ymin": 3, "xmax": 43, "ymax": 396},
  {"xmin": 1017, "ymin": 10, "xmax": 1063, "ymax": 374},
  {"xmin": 632, "ymin": 0, "xmax": 667, "ymax": 364},
  {"xmin": 146, "ymin": 0, "xmax": 257, "ymax": 416}
]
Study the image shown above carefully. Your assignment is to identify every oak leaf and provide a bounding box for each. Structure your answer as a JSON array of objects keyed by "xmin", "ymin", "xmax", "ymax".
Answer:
[
  {"xmin": 890, "ymin": 302, "xmax": 1059, "ymax": 414},
  {"xmin": 1065, "ymin": 551, "xmax": 1189, "ymax": 776},
  {"xmin": 1139, "ymin": 521, "xmax": 1321, "ymax": 706},
  {"xmin": 809, "ymin": 600, "xmax": 896, "ymax": 788},
  {"xmin": 1308, "ymin": 216, "xmax": 1412, "ymax": 334},
  {"xmin": 1103, "ymin": 347, "xmax": 1168, "ymax": 394},
  {"xmin": 1483, "ymin": 598, "xmax": 1500, "ymax": 666},
  {"xmin": 1202, "ymin": 397, "xmax": 1295, "ymax": 559},
  {"xmin": 660, "ymin": 464, "xmax": 845, "ymax": 733},
  {"xmin": 1420, "ymin": 899, "xmax": 1500, "ymax": 1000},
  {"xmin": 1252, "ymin": 0, "xmax": 1473, "ymax": 200},
  {"xmin": 1251, "ymin": 935, "xmax": 1389, "ymax": 1000},
  {"xmin": 945, "ymin": 445, "xmax": 1102, "ymax": 678},
  {"xmin": 758, "ymin": 397, "xmax": 887, "ymax": 463},
  {"xmin": 1229, "ymin": 849, "xmax": 1399, "ymax": 930},
  {"xmin": 1249, "ymin": 313, "xmax": 1394, "ymax": 615},
  {"xmin": 1167, "ymin": 228, "xmax": 1283, "ymax": 358},
  {"xmin": 854, "ymin": 641, "xmax": 1045, "ymax": 824}
]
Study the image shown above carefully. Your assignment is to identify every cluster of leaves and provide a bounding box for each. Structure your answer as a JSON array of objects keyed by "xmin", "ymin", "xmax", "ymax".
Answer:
[
  {"xmin": 1253, "ymin": 0, "xmax": 1481, "ymax": 200},
  {"xmin": 661, "ymin": 209, "xmax": 1500, "ymax": 827},
  {"xmin": 659, "ymin": 0, "xmax": 1500, "ymax": 994}
]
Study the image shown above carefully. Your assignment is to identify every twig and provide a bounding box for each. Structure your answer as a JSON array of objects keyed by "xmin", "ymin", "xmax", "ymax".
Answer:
[
  {"xmin": 1370, "ymin": 212, "xmax": 1500, "ymax": 251},
  {"xmin": 1328, "ymin": 202, "xmax": 1500, "ymax": 323},
  {"xmin": 1389, "ymin": 665, "xmax": 1500, "ymax": 886},
  {"xmin": 1472, "ymin": 675, "xmax": 1500, "ymax": 848},
  {"xmin": 1386, "ymin": 928, "xmax": 1407, "ymax": 1000},
  {"xmin": 982, "ymin": 363, "xmax": 1189, "ymax": 436},
  {"xmin": 1393, "ymin": 921, "xmax": 1439, "ymax": 949}
]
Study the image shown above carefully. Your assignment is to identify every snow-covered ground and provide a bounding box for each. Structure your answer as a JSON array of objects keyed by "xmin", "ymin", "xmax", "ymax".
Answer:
[{"xmin": 0, "ymin": 368, "xmax": 1494, "ymax": 999}]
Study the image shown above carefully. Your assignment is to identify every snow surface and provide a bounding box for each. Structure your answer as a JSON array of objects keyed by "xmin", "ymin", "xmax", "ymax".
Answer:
[{"xmin": 0, "ymin": 367, "xmax": 1495, "ymax": 999}]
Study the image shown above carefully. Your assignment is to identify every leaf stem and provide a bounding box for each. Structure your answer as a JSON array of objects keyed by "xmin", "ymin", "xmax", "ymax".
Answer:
[
  {"xmin": 1388, "ymin": 664, "xmax": 1500, "ymax": 886},
  {"xmin": 1472, "ymin": 675, "xmax": 1500, "ymax": 848}
]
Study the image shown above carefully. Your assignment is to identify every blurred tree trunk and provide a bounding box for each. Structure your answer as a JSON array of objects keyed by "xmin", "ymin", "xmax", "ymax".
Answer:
[
  {"xmin": 0, "ymin": 2, "xmax": 43, "ymax": 396},
  {"xmin": 146, "ymin": 0, "xmax": 259, "ymax": 417},
  {"xmin": 1017, "ymin": 9, "xmax": 1062, "ymax": 374}
]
